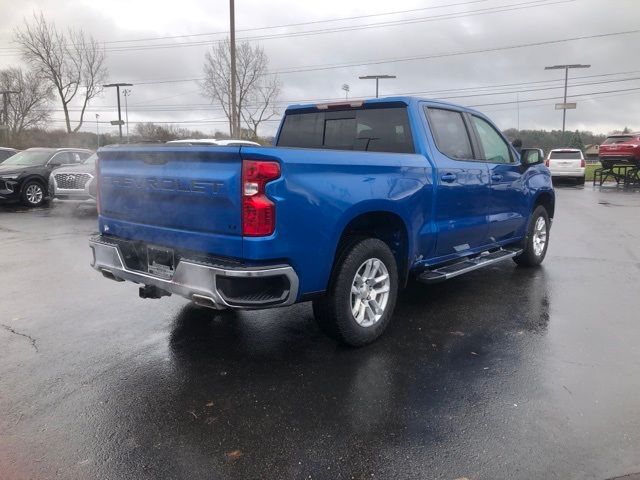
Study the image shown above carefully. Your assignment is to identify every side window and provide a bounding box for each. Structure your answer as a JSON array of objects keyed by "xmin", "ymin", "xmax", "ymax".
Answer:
[
  {"xmin": 425, "ymin": 107, "xmax": 473, "ymax": 160},
  {"xmin": 49, "ymin": 152, "xmax": 71, "ymax": 164},
  {"xmin": 472, "ymin": 116, "xmax": 512, "ymax": 164}
]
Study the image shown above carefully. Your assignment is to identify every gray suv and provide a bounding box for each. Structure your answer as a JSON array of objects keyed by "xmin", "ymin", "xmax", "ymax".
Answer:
[{"xmin": 49, "ymin": 153, "xmax": 97, "ymax": 202}]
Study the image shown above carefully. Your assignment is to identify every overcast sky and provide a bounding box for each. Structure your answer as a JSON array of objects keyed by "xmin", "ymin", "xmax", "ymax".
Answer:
[{"xmin": 0, "ymin": 0, "xmax": 638, "ymax": 138}]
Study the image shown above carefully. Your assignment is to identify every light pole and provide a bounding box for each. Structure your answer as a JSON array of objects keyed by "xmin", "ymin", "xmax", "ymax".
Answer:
[
  {"xmin": 341, "ymin": 84, "xmax": 350, "ymax": 99},
  {"xmin": 358, "ymin": 75, "xmax": 396, "ymax": 98},
  {"xmin": 103, "ymin": 82, "xmax": 133, "ymax": 142},
  {"xmin": 95, "ymin": 114, "xmax": 100, "ymax": 148},
  {"xmin": 123, "ymin": 89, "xmax": 131, "ymax": 143},
  {"xmin": 544, "ymin": 64, "xmax": 590, "ymax": 133}
]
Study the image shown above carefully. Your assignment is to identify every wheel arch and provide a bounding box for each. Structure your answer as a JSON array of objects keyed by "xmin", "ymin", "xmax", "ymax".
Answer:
[
  {"xmin": 533, "ymin": 190, "xmax": 555, "ymax": 219},
  {"xmin": 19, "ymin": 175, "xmax": 48, "ymax": 195},
  {"xmin": 331, "ymin": 208, "xmax": 411, "ymax": 288}
]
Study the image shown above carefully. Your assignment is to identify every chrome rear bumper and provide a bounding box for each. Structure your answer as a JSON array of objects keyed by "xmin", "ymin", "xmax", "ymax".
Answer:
[{"xmin": 89, "ymin": 236, "xmax": 299, "ymax": 310}]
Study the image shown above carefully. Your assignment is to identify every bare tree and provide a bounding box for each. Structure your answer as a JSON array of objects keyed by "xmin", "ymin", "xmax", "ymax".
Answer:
[
  {"xmin": 201, "ymin": 39, "xmax": 280, "ymax": 138},
  {"xmin": 0, "ymin": 67, "xmax": 53, "ymax": 141},
  {"xmin": 13, "ymin": 12, "xmax": 108, "ymax": 133},
  {"xmin": 240, "ymin": 75, "xmax": 280, "ymax": 139}
]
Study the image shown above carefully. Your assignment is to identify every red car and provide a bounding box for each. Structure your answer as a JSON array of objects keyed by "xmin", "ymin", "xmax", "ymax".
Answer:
[{"xmin": 599, "ymin": 133, "xmax": 640, "ymax": 169}]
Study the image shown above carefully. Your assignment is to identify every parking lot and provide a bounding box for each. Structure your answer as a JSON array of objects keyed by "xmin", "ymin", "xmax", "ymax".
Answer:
[{"xmin": 0, "ymin": 186, "xmax": 639, "ymax": 480}]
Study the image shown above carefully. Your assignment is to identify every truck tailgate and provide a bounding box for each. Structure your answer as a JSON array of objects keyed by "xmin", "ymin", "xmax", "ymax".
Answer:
[{"xmin": 97, "ymin": 145, "xmax": 243, "ymax": 257}]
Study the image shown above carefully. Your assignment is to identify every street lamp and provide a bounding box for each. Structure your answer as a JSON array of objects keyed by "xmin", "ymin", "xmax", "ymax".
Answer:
[
  {"xmin": 103, "ymin": 82, "xmax": 133, "ymax": 142},
  {"xmin": 544, "ymin": 64, "xmax": 590, "ymax": 133},
  {"xmin": 95, "ymin": 114, "xmax": 100, "ymax": 149},
  {"xmin": 358, "ymin": 75, "xmax": 396, "ymax": 98}
]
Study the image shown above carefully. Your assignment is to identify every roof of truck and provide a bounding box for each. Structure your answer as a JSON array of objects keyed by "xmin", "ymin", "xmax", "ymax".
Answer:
[{"xmin": 284, "ymin": 96, "xmax": 483, "ymax": 115}]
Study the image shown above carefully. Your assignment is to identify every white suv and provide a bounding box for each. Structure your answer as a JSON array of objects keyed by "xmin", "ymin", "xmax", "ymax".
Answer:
[{"xmin": 545, "ymin": 148, "xmax": 585, "ymax": 185}]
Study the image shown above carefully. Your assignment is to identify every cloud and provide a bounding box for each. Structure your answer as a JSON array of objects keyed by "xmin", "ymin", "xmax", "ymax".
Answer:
[{"xmin": 0, "ymin": 0, "xmax": 638, "ymax": 136}]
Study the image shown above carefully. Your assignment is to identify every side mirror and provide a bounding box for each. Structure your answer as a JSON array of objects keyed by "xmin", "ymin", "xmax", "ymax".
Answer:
[{"xmin": 520, "ymin": 148, "xmax": 544, "ymax": 167}]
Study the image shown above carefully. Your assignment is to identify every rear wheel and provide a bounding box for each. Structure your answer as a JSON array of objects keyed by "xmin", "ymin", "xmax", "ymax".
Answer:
[
  {"xmin": 21, "ymin": 180, "xmax": 45, "ymax": 207},
  {"xmin": 576, "ymin": 176, "xmax": 585, "ymax": 185},
  {"xmin": 312, "ymin": 238, "xmax": 398, "ymax": 347},
  {"xmin": 513, "ymin": 205, "xmax": 550, "ymax": 267}
]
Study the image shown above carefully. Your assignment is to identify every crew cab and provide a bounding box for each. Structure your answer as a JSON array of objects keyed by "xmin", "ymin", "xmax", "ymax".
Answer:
[{"xmin": 90, "ymin": 97, "xmax": 554, "ymax": 346}]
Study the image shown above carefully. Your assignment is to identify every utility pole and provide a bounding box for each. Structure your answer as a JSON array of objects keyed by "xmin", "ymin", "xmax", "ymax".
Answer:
[
  {"xmin": 516, "ymin": 92, "xmax": 520, "ymax": 131},
  {"xmin": 229, "ymin": 0, "xmax": 238, "ymax": 138},
  {"xmin": 103, "ymin": 82, "xmax": 133, "ymax": 142},
  {"xmin": 123, "ymin": 89, "xmax": 131, "ymax": 143},
  {"xmin": 0, "ymin": 90, "xmax": 19, "ymax": 144},
  {"xmin": 95, "ymin": 114, "xmax": 100, "ymax": 148},
  {"xmin": 359, "ymin": 75, "xmax": 396, "ymax": 98},
  {"xmin": 544, "ymin": 64, "xmax": 590, "ymax": 134}
]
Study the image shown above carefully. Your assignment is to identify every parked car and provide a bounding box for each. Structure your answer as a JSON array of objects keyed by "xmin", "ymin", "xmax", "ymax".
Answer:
[
  {"xmin": 545, "ymin": 148, "xmax": 586, "ymax": 184},
  {"xmin": 599, "ymin": 133, "xmax": 640, "ymax": 169},
  {"xmin": 90, "ymin": 97, "xmax": 554, "ymax": 346},
  {"xmin": 0, "ymin": 147, "xmax": 18, "ymax": 163},
  {"xmin": 49, "ymin": 153, "xmax": 97, "ymax": 202},
  {"xmin": 166, "ymin": 139, "xmax": 261, "ymax": 146},
  {"xmin": 0, "ymin": 148, "xmax": 92, "ymax": 207}
]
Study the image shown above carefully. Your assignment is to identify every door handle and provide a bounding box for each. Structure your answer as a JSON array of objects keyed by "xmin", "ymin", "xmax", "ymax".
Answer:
[
  {"xmin": 491, "ymin": 174, "xmax": 503, "ymax": 181},
  {"xmin": 440, "ymin": 172, "xmax": 456, "ymax": 183}
]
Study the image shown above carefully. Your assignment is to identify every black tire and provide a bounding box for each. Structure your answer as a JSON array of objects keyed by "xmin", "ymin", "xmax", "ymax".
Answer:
[
  {"xmin": 312, "ymin": 238, "xmax": 399, "ymax": 347},
  {"xmin": 576, "ymin": 176, "xmax": 585, "ymax": 185},
  {"xmin": 20, "ymin": 180, "xmax": 46, "ymax": 207},
  {"xmin": 513, "ymin": 205, "xmax": 550, "ymax": 267}
]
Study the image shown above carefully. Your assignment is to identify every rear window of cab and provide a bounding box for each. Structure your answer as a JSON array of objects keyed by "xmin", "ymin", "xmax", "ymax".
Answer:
[{"xmin": 277, "ymin": 107, "xmax": 415, "ymax": 154}]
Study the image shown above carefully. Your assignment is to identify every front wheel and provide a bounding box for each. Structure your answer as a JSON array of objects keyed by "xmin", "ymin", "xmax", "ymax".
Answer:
[
  {"xmin": 21, "ymin": 180, "xmax": 46, "ymax": 207},
  {"xmin": 312, "ymin": 238, "xmax": 398, "ymax": 347},
  {"xmin": 513, "ymin": 205, "xmax": 550, "ymax": 267}
]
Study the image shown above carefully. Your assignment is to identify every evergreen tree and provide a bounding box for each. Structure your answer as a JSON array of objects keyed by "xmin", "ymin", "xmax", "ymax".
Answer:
[{"xmin": 568, "ymin": 130, "xmax": 585, "ymax": 150}]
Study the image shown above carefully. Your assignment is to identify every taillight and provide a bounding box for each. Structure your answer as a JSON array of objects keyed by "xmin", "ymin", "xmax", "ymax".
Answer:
[
  {"xmin": 580, "ymin": 158, "xmax": 586, "ymax": 168},
  {"xmin": 242, "ymin": 160, "xmax": 280, "ymax": 236},
  {"xmin": 545, "ymin": 158, "xmax": 550, "ymax": 167}
]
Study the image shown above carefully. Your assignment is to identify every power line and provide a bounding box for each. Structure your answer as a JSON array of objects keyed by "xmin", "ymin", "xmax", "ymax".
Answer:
[
  {"xmin": 39, "ymin": 71, "xmax": 640, "ymax": 113},
  {"xmin": 269, "ymin": 29, "xmax": 640, "ymax": 74},
  {"xmin": 104, "ymin": 0, "xmax": 570, "ymax": 52},
  {"xmin": 60, "ymin": 0, "xmax": 503, "ymax": 45},
  {"xmin": 44, "ymin": 85, "xmax": 640, "ymax": 125},
  {"xmin": 468, "ymin": 86, "xmax": 640, "ymax": 107},
  {"xmin": 120, "ymin": 29, "xmax": 640, "ymax": 87},
  {"xmin": 0, "ymin": 0, "xmax": 572, "ymax": 55},
  {"xmin": 125, "ymin": 69, "xmax": 640, "ymax": 105}
]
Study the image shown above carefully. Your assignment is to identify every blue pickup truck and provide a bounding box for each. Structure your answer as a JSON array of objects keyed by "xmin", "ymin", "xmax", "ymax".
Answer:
[{"xmin": 90, "ymin": 96, "xmax": 554, "ymax": 346}]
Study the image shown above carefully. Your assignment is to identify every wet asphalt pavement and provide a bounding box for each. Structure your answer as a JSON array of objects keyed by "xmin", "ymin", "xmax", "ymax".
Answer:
[{"xmin": 1, "ymin": 185, "xmax": 639, "ymax": 480}]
